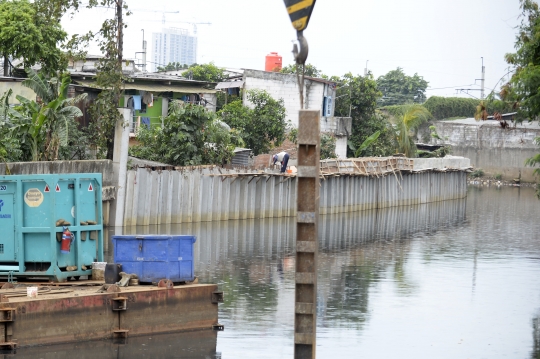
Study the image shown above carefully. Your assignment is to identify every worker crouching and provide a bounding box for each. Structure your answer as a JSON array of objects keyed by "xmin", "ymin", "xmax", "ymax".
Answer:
[{"xmin": 272, "ymin": 151, "xmax": 289, "ymax": 173}]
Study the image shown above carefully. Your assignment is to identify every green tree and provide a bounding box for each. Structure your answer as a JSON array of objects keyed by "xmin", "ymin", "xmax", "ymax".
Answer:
[
  {"xmin": 503, "ymin": 0, "xmax": 540, "ymax": 193},
  {"xmin": 0, "ymin": 0, "xmax": 67, "ymax": 76},
  {"xmin": 129, "ymin": 102, "xmax": 241, "ymax": 166},
  {"xmin": 392, "ymin": 104, "xmax": 432, "ymax": 157},
  {"xmin": 336, "ymin": 73, "xmax": 395, "ymax": 157},
  {"xmin": 157, "ymin": 62, "xmax": 184, "ymax": 72},
  {"xmin": 504, "ymin": 0, "xmax": 540, "ymax": 121},
  {"xmin": 376, "ymin": 68, "xmax": 429, "ymax": 106},
  {"xmin": 219, "ymin": 90, "xmax": 288, "ymax": 155},
  {"xmin": 181, "ymin": 62, "xmax": 227, "ymax": 82},
  {"xmin": 86, "ymin": 0, "xmax": 130, "ymax": 160},
  {"xmin": 280, "ymin": 63, "xmax": 323, "ymax": 78}
]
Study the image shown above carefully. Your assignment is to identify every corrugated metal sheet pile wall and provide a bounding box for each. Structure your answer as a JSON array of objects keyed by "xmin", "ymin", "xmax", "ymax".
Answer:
[{"xmin": 122, "ymin": 161, "xmax": 467, "ymax": 226}]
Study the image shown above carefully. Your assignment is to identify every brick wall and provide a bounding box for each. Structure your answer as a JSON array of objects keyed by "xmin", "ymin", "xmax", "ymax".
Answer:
[{"xmin": 253, "ymin": 154, "xmax": 272, "ymax": 167}]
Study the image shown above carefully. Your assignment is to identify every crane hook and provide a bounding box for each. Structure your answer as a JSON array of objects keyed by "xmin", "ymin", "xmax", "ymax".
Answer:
[{"xmin": 293, "ymin": 31, "xmax": 309, "ymax": 65}]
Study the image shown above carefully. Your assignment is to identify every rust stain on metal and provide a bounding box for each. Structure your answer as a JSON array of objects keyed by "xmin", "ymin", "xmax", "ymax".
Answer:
[{"xmin": 3, "ymin": 284, "xmax": 218, "ymax": 347}]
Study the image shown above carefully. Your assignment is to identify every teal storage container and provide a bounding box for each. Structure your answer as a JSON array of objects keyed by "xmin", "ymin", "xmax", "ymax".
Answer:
[
  {"xmin": 112, "ymin": 235, "xmax": 196, "ymax": 283},
  {"xmin": 0, "ymin": 174, "xmax": 104, "ymax": 282}
]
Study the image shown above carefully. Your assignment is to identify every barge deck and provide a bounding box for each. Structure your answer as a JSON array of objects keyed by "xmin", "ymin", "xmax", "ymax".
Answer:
[{"xmin": 0, "ymin": 281, "xmax": 220, "ymax": 348}]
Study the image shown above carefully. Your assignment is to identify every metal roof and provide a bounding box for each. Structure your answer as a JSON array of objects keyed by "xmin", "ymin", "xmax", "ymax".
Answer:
[
  {"xmin": 215, "ymin": 81, "xmax": 244, "ymax": 90},
  {"xmin": 73, "ymin": 79, "xmax": 216, "ymax": 94}
]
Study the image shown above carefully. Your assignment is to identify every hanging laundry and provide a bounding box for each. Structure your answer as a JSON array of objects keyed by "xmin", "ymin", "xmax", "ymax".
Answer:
[
  {"xmin": 141, "ymin": 117, "xmax": 151, "ymax": 129},
  {"xmin": 126, "ymin": 96, "xmax": 134, "ymax": 110},
  {"xmin": 143, "ymin": 92, "xmax": 153, "ymax": 107},
  {"xmin": 132, "ymin": 95, "xmax": 142, "ymax": 110}
]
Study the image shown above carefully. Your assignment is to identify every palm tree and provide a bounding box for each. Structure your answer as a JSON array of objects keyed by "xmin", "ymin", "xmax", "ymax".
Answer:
[
  {"xmin": 10, "ymin": 69, "xmax": 86, "ymax": 161},
  {"xmin": 394, "ymin": 104, "xmax": 431, "ymax": 157}
]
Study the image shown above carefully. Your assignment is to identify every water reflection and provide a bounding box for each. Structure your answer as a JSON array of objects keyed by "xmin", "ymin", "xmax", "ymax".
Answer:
[
  {"xmin": 102, "ymin": 197, "xmax": 470, "ymax": 356},
  {"xmin": 96, "ymin": 187, "xmax": 540, "ymax": 358},
  {"xmin": 12, "ymin": 330, "xmax": 218, "ymax": 359}
]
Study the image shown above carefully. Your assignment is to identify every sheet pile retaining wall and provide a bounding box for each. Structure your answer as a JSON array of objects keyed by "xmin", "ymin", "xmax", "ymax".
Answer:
[{"xmin": 123, "ymin": 167, "xmax": 467, "ymax": 226}]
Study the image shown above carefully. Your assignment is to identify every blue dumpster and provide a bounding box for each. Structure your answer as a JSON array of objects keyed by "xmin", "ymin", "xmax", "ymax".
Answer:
[
  {"xmin": 112, "ymin": 235, "xmax": 196, "ymax": 283},
  {"xmin": 0, "ymin": 174, "xmax": 104, "ymax": 282}
]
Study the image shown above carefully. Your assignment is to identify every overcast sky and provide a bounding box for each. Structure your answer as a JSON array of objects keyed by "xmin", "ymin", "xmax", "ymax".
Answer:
[{"xmin": 61, "ymin": 0, "xmax": 521, "ymax": 98}]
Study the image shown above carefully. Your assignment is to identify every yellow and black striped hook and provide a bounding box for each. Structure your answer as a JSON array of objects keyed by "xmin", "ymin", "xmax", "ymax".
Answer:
[{"xmin": 283, "ymin": 0, "xmax": 316, "ymax": 65}]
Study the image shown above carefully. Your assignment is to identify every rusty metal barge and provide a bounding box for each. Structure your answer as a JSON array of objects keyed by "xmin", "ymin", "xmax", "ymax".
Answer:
[{"xmin": 0, "ymin": 281, "xmax": 222, "ymax": 349}]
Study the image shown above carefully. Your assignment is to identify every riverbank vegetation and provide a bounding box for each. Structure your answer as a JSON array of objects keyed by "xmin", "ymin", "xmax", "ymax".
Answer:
[
  {"xmin": 0, "ymin": 70, "xmax": 87, "ymax": 162},
  {"xmin": 219, "ymin": 90, "xmax": 288, "ymax": 156},
  {"xmin": 130, "ymin": 101, "xmax": 243, "ymax": 166},
  {"xmin": 501, "ymin": 0, "xmax": 540, "ymax": 196}
]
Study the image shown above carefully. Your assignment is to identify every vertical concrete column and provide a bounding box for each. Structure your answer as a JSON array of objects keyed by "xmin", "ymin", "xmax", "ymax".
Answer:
[
  {"xmin": 149, "ymin": 171, "xmax": 160, "ymax": 225},
  {"xmin": 123, "ymin": 170, "xmax": 135, "ymax": 226},
  {"xmin": 170, "ymin": 171, "xmax": 180, "ymax": 223},
  {"xmin": 295, "ymin": 110, "xmax": 320, "ymax": 359},
  {"xmin": 110, "ymin": 108, "xmax": 131, "ymax": 227}
]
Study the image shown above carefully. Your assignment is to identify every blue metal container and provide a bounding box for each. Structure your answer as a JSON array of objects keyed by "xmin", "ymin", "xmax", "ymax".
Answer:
[
  {"xmin": 112, "ymin": 235, "xmax": 196, "ymax": 283},
  {"xmin": 0, "ymin": 174, "xmax": 104, "ymax": 282}
]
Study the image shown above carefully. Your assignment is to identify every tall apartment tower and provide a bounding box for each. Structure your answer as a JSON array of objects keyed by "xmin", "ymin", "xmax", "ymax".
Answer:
[{"xmin": 151, "ymin": 28, "xmax": 197, "ymax": 72}]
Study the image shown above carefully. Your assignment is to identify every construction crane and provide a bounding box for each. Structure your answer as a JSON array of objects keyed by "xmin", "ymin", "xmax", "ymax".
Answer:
[
  {"xmin": 130, "ymin": 9, "xmax": 180, "ymax": 24},
  {"xmin": 141, "ymin": 18, "xmax": 211, "ymax": 35},
  {"xmin": 178, "ymin": 21, "xmax": 211, "ymax": 35}
]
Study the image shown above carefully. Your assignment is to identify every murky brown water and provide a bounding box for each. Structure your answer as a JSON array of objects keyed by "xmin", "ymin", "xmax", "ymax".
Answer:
[{"xmin": 14, "ymin": 186, "xmax": 540, "ymax": 358}]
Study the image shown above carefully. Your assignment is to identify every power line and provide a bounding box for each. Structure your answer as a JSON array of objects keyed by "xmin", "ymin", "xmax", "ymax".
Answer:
[{"xmin": 427, "ymin": 84, "xmax": 476, "ymax": 90}]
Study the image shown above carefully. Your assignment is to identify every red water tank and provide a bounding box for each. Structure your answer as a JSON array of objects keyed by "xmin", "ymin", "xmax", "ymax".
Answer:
[{"xmin": 265, "ymin": 52, "xmax": 282, "ymax": 72}]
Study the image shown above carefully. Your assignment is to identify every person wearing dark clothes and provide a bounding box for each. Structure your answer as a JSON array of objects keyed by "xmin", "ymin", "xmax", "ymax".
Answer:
[{"xmin": 272, "ymin": 151, "xmax": 290, "ymax": 173}]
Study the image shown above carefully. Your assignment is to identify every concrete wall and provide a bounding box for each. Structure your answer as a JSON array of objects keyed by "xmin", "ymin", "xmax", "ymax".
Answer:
[
  {"xmin": 0, "ymin": 79, "xmax": 36, "ymax": 104},
  {"xmin": 430, "ymin": 120, "xmax": 540, "ymax": 181},
  {"xmin": 335, "ymin": 136, "xmax": 348, "ymax": 159},
  {"xmin": 413, "ymin": 156, "xmax": 471, "ymax": 170},
  {"xmin": 122, "ymin": 166, "xmax": 467, "ymax": 226}
]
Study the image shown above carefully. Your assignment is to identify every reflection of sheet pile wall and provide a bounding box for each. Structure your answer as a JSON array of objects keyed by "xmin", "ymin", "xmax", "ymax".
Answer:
[
  {"xmin": 122, "ymin": 166, "xmax": 467, "ymax": 226},
  {"xmin": 117, "ymin": 197, "xmax": 466, "ymax": 274}
]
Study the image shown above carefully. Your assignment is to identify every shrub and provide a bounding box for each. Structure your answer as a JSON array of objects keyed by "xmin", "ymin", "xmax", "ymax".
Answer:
[
  {"xmin": 320, "ymin": 133, "xmax": 337, "ymax": 159},
  {"xmin": 423, "ymin": 97, "xmax": 514, "ymax": 121},
  {"xmin": 470, "ymin": 169, "xmax": 485, "ymax": 178}
]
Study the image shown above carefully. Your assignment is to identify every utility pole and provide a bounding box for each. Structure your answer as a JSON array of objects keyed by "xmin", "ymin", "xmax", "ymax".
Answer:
[
  {"xmin": 480, "ymin": 57, "xmax": 485, "ymax": 100},
  {"xmin": 117, "ymin": 0, "xmax": 123, "ymax": 69},
  {"xmin": 364, "ymin": 60, "xmax": 369, "ymax": 77},
  {"xmin": 141, "ymin": 29, "xmax": 147, "ymax": 72}
]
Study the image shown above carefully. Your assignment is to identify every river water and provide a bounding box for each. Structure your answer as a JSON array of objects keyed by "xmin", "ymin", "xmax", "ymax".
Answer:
[{"xmin": 15, "ymin": 186, "xmax": 540, "ymax": 358}]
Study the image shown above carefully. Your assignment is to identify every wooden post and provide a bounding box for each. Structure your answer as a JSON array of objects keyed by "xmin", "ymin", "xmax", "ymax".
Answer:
[{"xmin": 295, "ymin": 110, "xmax": 320, "ymax": 359}]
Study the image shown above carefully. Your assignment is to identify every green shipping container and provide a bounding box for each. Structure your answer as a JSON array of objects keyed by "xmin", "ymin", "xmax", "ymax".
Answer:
[{"xmin": 0, "ymin": 174, "xmax": 104, "ymax": 282}]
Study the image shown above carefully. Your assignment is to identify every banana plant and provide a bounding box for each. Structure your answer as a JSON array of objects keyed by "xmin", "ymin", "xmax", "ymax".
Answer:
[
  {"xmin": 9, "ymin": 69, "xmax": 86, "ymax": 161},
  {"xmin": 348, "ymin": 130, "xmax": 381, "ymax": 158}
]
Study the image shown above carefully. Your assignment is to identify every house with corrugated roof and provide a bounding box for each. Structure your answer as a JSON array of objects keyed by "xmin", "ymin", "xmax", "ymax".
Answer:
[{"xmin": 69, "ymin": 71, "xmax": 217, "ymax": 137}]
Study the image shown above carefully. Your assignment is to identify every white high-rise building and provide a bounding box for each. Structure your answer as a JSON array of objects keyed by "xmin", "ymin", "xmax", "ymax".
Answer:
[{"xmin": 151, "ymin": 28, "xmax": 197, "ymax": 72}]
